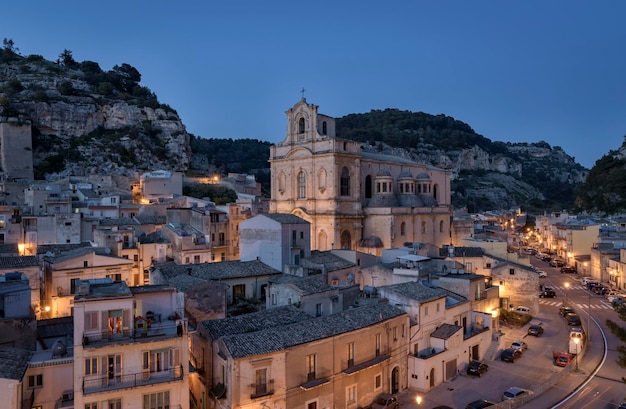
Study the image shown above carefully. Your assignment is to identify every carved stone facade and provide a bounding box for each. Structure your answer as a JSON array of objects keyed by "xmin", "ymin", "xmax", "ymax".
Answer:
[{"xmin": 269, "ymin": 98, "xmax": 453, "ymax": 255}]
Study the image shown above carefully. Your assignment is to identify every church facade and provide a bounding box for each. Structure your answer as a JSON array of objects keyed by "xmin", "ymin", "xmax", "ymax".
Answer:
[{"xmin": 269, "ymin": 98, "xmax": 452, "ymax": 255}]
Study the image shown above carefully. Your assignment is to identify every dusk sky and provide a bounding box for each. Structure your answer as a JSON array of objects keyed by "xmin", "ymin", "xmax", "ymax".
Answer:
[{"xmin": 3, "ymin": 1, "xmax": 626, "ymax": 169}]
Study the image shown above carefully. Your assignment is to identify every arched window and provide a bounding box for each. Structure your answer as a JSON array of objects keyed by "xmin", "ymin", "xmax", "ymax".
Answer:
[
  {"xmin": 400, "ymin": 222, "xmax": 406, "ymax": 236},
  {"xmin": 433, "ymin": 184, "xmax": 439, "ymax": 200},
  {"xmin": 298, "ymin": 117, "xmax": 305, "ymax": 134},
  {"xmin": 439, "ymin": 220, "xmax": 444, "ymax": 233},
  {"xmin": 340, "ymin": 167, "xmax": 350, "ymax": 196},
  {"xmin": 322, "ymin": 121, "xmax": 327, "ymax": 135},
  {"xmin": 297, "ymin": 171, "xmax": 306, "ymax": 199},
  {"xmin": 341, "ymin": 230, "xmax": 352, "ymax": 249},
  {"xmin": 365, "ymin": 175, "xmax": 373, "ymax": 198}
]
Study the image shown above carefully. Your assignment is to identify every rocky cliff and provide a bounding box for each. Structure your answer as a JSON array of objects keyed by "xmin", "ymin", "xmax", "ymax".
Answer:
[{"xmin": 0, "ymin": 50, "xmax": 191, "ymax": 179}]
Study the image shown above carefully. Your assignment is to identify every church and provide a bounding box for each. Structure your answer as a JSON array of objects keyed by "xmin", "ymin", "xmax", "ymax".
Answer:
[{"xmin": 269, "ymin": 98, "xmax": 453, "ymax": 255}]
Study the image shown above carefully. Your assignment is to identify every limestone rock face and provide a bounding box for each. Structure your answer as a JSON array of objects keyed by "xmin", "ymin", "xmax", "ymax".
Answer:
[{"xmin": 1, "ymin": 56, "xmax": 192, "ymax": 179}]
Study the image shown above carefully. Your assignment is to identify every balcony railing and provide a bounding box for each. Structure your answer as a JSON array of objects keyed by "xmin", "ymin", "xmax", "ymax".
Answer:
[
  {"xmin": 249, "ymin": 379, "xmax": 274, "ymax": 399},
  {"xmin": 82, "ymin": 320, "xmax": 187, "ymax": 347},
  {"xmin": 83, "ymin": 365, "xmax": 183, "ymax": 394}
]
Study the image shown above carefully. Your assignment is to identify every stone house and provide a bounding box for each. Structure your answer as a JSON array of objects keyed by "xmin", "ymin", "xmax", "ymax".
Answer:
[
  {"xmin": 42, "ymin": 247, "xmax": 134, "ymax": 318},
  {"xmin": 196, "ymin": 302, "xmax": 408, "ymax": 409},
  {"xmin": 239, "ymin": 213, "xmax": 311, "ymax": 272}
]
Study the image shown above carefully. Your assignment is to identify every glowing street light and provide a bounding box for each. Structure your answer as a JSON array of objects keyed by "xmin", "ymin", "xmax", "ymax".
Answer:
[{"xmin": 416, "ymin": 395, "xmax": 422, "ymax": 405}]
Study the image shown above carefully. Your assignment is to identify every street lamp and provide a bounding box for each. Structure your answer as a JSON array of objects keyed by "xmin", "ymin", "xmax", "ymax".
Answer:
[
  {"xmin": 573, "ymin": 337, "xmax": 579, "ymax": 372},
  {"xmin": 416, "ymin": 395, "xmax": 422, "ymax": 406}
]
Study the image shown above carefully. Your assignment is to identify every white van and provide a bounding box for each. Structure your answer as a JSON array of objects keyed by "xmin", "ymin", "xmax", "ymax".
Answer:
[{"xmin": 514, "ymin": 306, "xmax": 531, "ymax": 314}]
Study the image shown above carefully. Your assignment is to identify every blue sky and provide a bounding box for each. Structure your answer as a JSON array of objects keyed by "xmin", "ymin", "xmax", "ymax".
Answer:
[{"xmin": 3, "ymin": 1, "xmax": 626, "ymax": 168}]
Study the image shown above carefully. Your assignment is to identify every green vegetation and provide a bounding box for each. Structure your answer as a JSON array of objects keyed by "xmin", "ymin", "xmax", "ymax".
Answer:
[
  {"xmin": 183, "ymin": 183, "xmax": 238, "ymax": 205},
  {"xmin": 574, "ymin": 138, "xmax": 626, "ymax": 214}
]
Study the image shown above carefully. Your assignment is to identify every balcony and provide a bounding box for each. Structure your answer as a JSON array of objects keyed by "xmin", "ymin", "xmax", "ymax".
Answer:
[
  {"xmin": 82, "ymin": 320, "xmax": 187, "ymax": 348},
  {"xmin": 83, "ymin": 365, "xmax": 183, "ymax": 394},
  {"xmin": 249, "ymin": 379, "xmax": 274, "ymax": 399}
]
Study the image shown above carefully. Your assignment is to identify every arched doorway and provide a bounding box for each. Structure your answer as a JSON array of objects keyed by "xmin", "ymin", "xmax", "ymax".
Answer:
[
  {"xmin": 391, "ymin": 366, "xmax": 400, "ymax": 394},
  {"xmin": 429, "ymin": 368, "xmax": 435, "ymax": 388}
]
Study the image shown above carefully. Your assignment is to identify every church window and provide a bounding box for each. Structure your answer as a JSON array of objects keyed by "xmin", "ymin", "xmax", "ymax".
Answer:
[
  {"xmin": 299, "ymin": 117, "xmax": 305, "ymax": 134},
  {"xmin": 440, "ymin": 220, "xmax": 444, "ymax": 233},
  {"xmin": 417, "ymin": 184, "xmax": 421, "ymax": 193},
  {"xmin": 298, "ymin": 171, "xmax": 306, "ymax": 199},
  {"xmin": 340, "ymin": 167, "xmax": 350, "ymax": 196},
  {"xmin": 365, "ymin": 175, "xmax": 373, "ymax": 198},
  {"xmin": 400, "ymin": 222, "xmax": 406, "ymax": 236},
  {"xmin": 421, "ymin": 221, "xmax": 426, "ymax": 234},
  {"xmin": 433, "ymin": 184, "xmax": 438, "ymax": 200},
  {"xmin": 322, "ymin": 121, "xmax": 327, "ymax": 135}
]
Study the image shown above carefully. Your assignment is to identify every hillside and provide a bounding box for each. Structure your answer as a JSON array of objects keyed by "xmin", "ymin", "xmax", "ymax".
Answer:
[
  {"xmin": 0, "ymin": 41, "xmax": 593, "ymax": 213},
  {"xmin": 0, "ymin": 42, "xmax": 191, "ymax": 179},
  {"xmin": 575, "ymin": 136, "xmax": 626, "ymax": 214},
  {"xmin": 337, "ymin": 110, "xmax": 588, "ymax": 213}
]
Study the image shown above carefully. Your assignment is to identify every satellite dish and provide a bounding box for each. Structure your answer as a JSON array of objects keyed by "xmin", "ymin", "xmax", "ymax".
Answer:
[
  {"xmin": 52, "ymin": 339, "xmax": 67, "ymax": 358},
  {"xmin": 104, "ymin": 248, "xmax": 111, "ymax": 254}
]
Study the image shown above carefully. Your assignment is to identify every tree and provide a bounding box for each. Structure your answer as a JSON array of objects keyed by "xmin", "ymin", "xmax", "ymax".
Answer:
[
  {"xmin": 2, "ymin": 38, "xmax": 18, "ymax": 54},
  {"xmin": 58, "ymin": 49, "xmax": 78, "ymax": 68}
]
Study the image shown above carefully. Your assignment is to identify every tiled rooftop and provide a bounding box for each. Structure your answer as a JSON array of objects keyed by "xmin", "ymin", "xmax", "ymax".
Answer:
[
  {"xmin": 37, "ymin": 316, "xmax": 74, "ymax": 340},
  {"xmin": 381, "ymin": 281, "xmax": 447, "ymax": 302},
  {"xmin": 0, "ymin": 347, "xmax": 32, "ymax": 380},
  {"xmin": 74, "ymin": 280, "xmax": 132, "ymax": 300},
  {"xmin": 157, "ymin": 260, "xmax": 282, "ymax": 283},
  {"xmin": 262, "ymin": 213, "xmax": 309, "ymax": 224},
  {"xmin": 201, "ymin": 305, "xmax": 312, "ymax": 340},
  {"xmin": 431, "ymin": 323, "xmax": 463, "ymax": 340},
  {"xmin": 99, "ymin": 217, "xmax": 139, "ymax": 226},
  {"xmin": 278, "ymin": 274, "xmax": 334, "ymax": 296},
  {"xmin": 302, "ymin": 250, "xmax": 356, "ymax": 271},
  {"xmin": 0, "ymin": 256, "xmax": 38, "ymax": 268},
  {"xmin": 134, "ymin": 215, "xmax": 167, "ymax": 225},
  {"xmin": 36, "ymin": 242, "xmax": 94, "ymax": 256},
  {"xmin": 220, "ymin": 302, "xmax": 406, "ymax": 358}
]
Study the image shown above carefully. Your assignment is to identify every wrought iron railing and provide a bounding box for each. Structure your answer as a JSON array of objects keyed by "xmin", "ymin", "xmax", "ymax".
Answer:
[{"xmin": 83, "ymin": 365, "xmax": 183, "ymax": 394}]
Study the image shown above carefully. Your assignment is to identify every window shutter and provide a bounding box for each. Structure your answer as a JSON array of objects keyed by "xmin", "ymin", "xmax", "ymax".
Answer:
[
  {"xmin": 101, "ymin": 311, "xmax": 108, "ymax": 332},
  {"xmin": 122, "ymin": 309, "xmax": 130, "ymax": 331}
]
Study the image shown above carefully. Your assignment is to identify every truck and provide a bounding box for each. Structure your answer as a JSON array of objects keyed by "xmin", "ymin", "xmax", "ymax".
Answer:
[{"xmin": 569, "ymin": 327, "xmax": 584, "ymax": 354}]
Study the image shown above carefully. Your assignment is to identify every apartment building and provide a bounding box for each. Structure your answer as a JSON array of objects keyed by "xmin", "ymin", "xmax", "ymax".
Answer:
[
  {"xmin": 72, "ymin": 279, "xmax": 189, "ymax": 409},
  {"xmin": 196, "ymin": 302, "xmax": 408, "ymax": 409}
]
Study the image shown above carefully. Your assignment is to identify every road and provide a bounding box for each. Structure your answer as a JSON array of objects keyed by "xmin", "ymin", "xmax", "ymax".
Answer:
[
  {"xmin": 524, "ymin": 258, "xmax": 626, "ymax": 409},
  {"xmin": 393, "ymin": 257, "xmax": 626, "ymax": 409}
]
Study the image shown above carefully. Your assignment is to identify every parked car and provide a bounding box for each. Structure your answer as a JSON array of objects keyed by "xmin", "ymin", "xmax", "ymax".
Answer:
[
  {"xmin": 528, "ymin": 324, "xmax": 544, "ymax": 337},
  {"xmin": 370, "ymin": 394, "xmax": 400, "ymax": 409},
  {"xmin": 514, "ymin": 306, "xmax": 531, "ymax": 314},
  {"xmin": 617, "ymin": 402, "xmax": 626, "ymax": 409},
  {"xmin": 559, "ymin": 306, "xmax": 574, "ymax": 317},
  {"xmin": 501, "ymin": 348, "xmax": 522, "ymax": 363},
  {"xmin": 464, "ymin": 400, "xmax": 497, "ymax": 409},
  {"xmin": 549, "ymin": 259, "xmax": 565, "ymax": 267},
  {"xmin": 467, "ymin": 360, "xmax": 489, "ymax": 377},
  {"xmin": 566, "ymin": 313, "xmax": 582, "ymax": 326},
  {"xmin": 539, "ymin": 289, "xmax": 556, "ymax": 298},
  {"xmin": 561, "ymin": 267, "xmax": 577, "ymax": 274},
  {"xmin": 502, "ymin": 386, "xmax": 532, "ymax": 400},
  {"xmin": 511, "ymin": 340, "xmax": 528, "ymax": 352},
  {"xmin": 553, "ymin": 351, "xmax": 574, "ymax": 367},
  {"xmin": 537, "ymin": 270, "xmax": 547, "ymax": 278}
]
